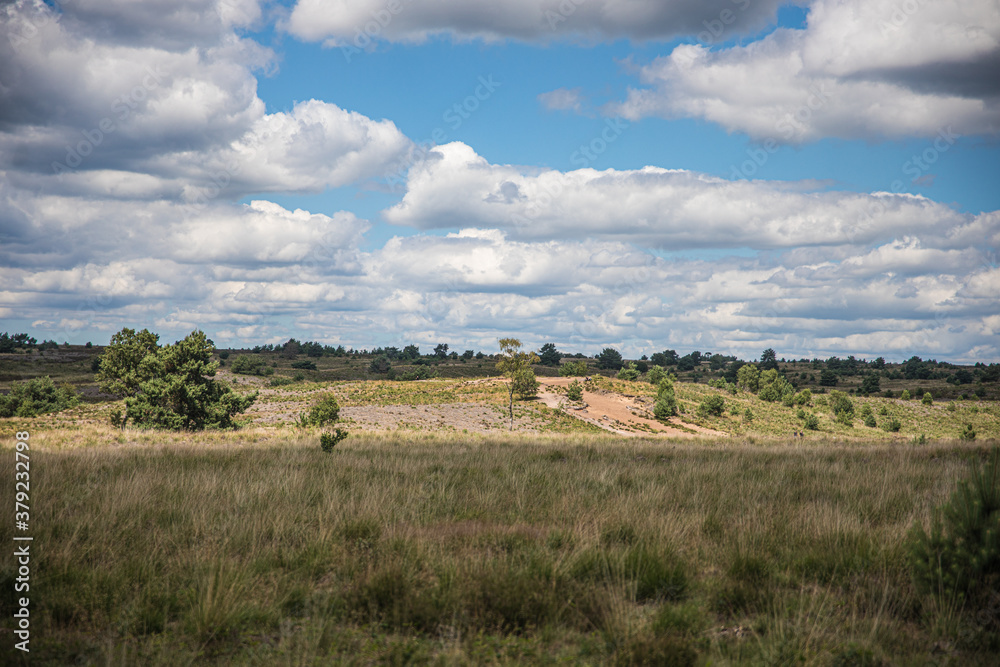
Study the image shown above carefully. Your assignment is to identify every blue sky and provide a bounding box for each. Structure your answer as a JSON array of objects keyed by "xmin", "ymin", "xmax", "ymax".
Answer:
[{"xmin": 2, "ymin": 0, "xmax": 999, "ymax": 362}]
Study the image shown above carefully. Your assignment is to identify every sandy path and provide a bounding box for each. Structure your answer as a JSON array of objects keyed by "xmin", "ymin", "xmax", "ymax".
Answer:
[{"xmin": 536, "ymin": 376, "xmax": 726, "ymax": 438}]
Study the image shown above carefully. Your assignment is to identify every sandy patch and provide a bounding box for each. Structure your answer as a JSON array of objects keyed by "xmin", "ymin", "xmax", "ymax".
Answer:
[{"xmin": 536, "ymin": 376, "xmax": 726, "ymax": 438}]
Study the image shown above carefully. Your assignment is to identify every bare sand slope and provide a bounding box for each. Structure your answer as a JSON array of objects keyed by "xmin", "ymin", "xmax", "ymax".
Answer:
[{"xmin": 536, "ymin": 376, "xmax": 726, "ymax": 438}]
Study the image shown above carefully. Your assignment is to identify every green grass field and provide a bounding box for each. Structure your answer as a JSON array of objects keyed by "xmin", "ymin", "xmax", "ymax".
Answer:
[
  {"xmin": 2, "ymin": 347, "xmax": 1000, "ymax": 664},
  {"xmin": 2, "ymin": 432, "xmax": 999, "ymax": 665}
]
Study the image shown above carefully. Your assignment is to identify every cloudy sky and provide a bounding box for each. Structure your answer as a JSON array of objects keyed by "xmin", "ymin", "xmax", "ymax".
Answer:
[{"xmin": 1, "ymin": 0, "xmax": 998, "ymax": 361}]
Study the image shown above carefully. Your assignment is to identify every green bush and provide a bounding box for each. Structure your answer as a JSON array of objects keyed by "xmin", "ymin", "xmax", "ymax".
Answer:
[
  {"xmin": 737, "ymin": 364, "xmax": 760, "ymax": 393},
  {"xmin": 901, "ymin": 389, "xmax": 911, "ymax": 400},
  {"xmin": 617, "ymin": 362, "xmax": 640, "ymax": 381},
  {"xmin": 882, "ymin": 418, "xmax": 902, "ymax": 432},
  {"xmin": 906, "ymin": 447, "xmax": 1000, "ymax": 607},
  {"xmin": 396, "ymin": 367, "xmax": 434, "ymax": 381},
  {"xmin": 566, "ymin": 380, "xmax": 583, "ymax": 402},
  {"xmin": 698, "ymin": 394, "xmax": 725, "ymax": 417},
  {"xmin": 859, "ymin": 403, "xmax": 876, "ymax": 428},
  {"xmin": 559, "ymin": 360, "xmax": 589, "ymax": 377},
  {"xmin": 320, "ymin": 429, "xmax": 348, "ymax": 452},
  {"xmin": 804, "ymin": 413, "xmax": 819, "ymax": 430},
  {"xmin": 921, "ymin": 392, "xmax": 933, "ymax": 406},
  {"xmin": 829, "ymin": 390, "xmax": 855, "ymax": 421},
  {"xmin": 513, "ymin": 368, "xmax": 539, "ymax": 399},
  {"xmin": 116, "ymin": 331, "xmax": 257, "ymax": 430},
  {"xmin": 368, "ymin": 355, "xmax": 391, "ymax": 374},
  {"xmin": 230, "ymin": 354, "xmax": 272, "ymax": 376},
  {"xmin": 269, "ymin": 377, "xmax": 293, "ymax": 387},
  {"xmin": 795, "ymin": 389, "xmax": 812, "ymax": 406},
  {"xmin": 0, "ymin": 376, "xmax": 79, "ymax": 418},
  {"xmin": 654, "ymin": 379, "xmax": 677, "ymax": 420},
  {"xmin": 290, "ymin": 360, "xmax": 317, "ymax": 371},
  {"xmin": 300, "ymin": 394, "xmax": 341, "ymax": 427},
  {"xmin": 743, "ymin": 408, "xmax": 754, "ymax": 423},
  {"xmin": 757, "ymin": 368, "xmax": 791, "ymax": 402},
  {"xmin": 959, "ymin": 423, "xmax": 976, "ymax": 441},
  {"xmin": 647, "ymin": 365, "xmax": 667, "ymax": 385},
  {"xmin": 781, "ymin": 387, "xmax": 796, "ymax": 407}
]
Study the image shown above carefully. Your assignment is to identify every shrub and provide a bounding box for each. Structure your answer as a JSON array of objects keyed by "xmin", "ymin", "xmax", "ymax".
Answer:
[
  {"xmin": 290, "ymin": 360, "xmax": 317, "ymax": 371},
  {"xmin": 230, "ymin": 354, "xmax": 271, "ymax": 376},
  {"xmin": 736, "ymin": 364, "xmax": 760, "ymax": 393},
  {"xmin": 512, "ymin": 368, "xmax": 539, "ymax": 399},
  {"xmin": 882, "ymin": 418, "xmax": 902, "ymax": 432},
  {"xmin": 858, "ymin": 373, "xmax": 881, "ymax": 396},
  {"xmin": 95, "ymin": 327, "xmax": 160, "ymax": 395},
  {"xmin": 617, "ymin": 362, "xmax": 640, "ymax": 381},
  {"xmin": 757, "ymin": 368, "xmax": 791, "ymax": 402},
  {"xmin": 218, "ymin": 351, "xmax": 229, "ymax": 360},
  {"xmin": 959, "ymin": 423, "xmax": 976, "ymax": 441},
  {"xmin": 0, "ymin": 376, "xmax": 79, "ymax": 418},
  {"xmin": 743, "ymin": 408, "xmax": 754, "ymax": 423},
  {"xmin": 396, "ymin": 367, "xmax": 434, "ymax": 381},
  {"xmin": 559, "ymin": 360, "xmax": 589, "ymax": 377},
  {"xmin": 859, "ymin": 403, "xmax": 876, "ymax": 428},
  {"xmin": 906, "ymin": 447, "xmax": 999, "ymax": 607},
  {"xmin": 698, "ymin": 394, "xmax": 725, "ymax": 417},
  {"xmin": 796, "ymin": 407, "xmax": 806, "ymax": 420},
  {"xmin": 269, "ymin": 377, "xmax": 293, "ymax": 387},
  {"xmin": 901, "ymin": 389, "xmax": 911, "ymax": 400},
  {"xmin": 320, "ymin": 429, "xmax": 348, "ymax": 452},
  {"xmin": 654, "ymin": 379, "xmax": 677, "ymax": 420},
  {"xmin": 829, "ymin": 390, "xmax": 854, "ymax": 422},
  {"xmin": 301, "ymin": 394, "xmax": 341, "ymax": 427},
  {"xmin": 921, "ymin": 392, "xmax": 933, "ymax": 406},
  {"xmin": 97, "ymin": 329, "xmax": 256, "ymax": 430},
  {"xmin": 647, "ymin": 365, "xmax": 667, "ymax": 385},
  {"xmin": 795, "ymin": 389, "xmax": 812, "ymax": 406},
  {"xmin": 947, "ymin": 402, "xmax": 957, "ymax": 412},
  {"xmin": 804, "ymin": 413, "xmax": 819, "ymax": 430},
  {"xmin": 781, "ymin": 387, "xmax": 796, "ymax": 407},
  {"xmin": 566, "ymin": 380, "xmax": 583, "ymax": 402},
  {"xmin": 292, "ymin": 372, "xmax": 305, "ymax": 382},
  {"xmin": 368, "ymin": 355, "xmax": 391, "ymax": 374},
  {"xmin": 119, "ymin": 331, "xmax": 257, "ymax": 430}
]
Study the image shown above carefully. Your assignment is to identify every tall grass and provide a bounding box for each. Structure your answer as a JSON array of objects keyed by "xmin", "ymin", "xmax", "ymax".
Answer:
[{"xmin": 1, "ymin": 431, "xmax": 998, "ymax": 664}]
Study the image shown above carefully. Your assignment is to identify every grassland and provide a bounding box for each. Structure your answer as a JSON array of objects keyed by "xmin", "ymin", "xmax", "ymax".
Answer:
[
  {"xmin": 2, "ymin": 430, "xmax": 999, "ymax": 665},
  {"xmin": 2, "ymin": 346, "xmax": 1000, "ymax": 664}
]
